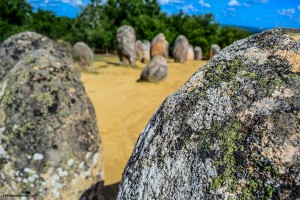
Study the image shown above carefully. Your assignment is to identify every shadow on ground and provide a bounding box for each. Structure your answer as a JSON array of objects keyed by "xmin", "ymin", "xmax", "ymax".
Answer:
[{"xmin": 80, "ymin": 181, "xmax": 119, "ymax": 200}]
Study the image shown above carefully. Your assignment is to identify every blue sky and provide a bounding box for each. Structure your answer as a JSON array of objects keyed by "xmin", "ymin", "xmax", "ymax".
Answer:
[{"xmin": 26, "ymin": 0, "xmax": 300, "ymax": 29}]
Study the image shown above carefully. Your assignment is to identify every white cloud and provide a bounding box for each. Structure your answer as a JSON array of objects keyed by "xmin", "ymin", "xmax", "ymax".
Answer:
[
  {"xmin": 73, "ymin": 0, "xmax": 83, "ymax": 6},
  {"xmin": 243, "ymin": 3, "xmax": 251, "ymax": 7},
  {"xmin": 199, "ymin": 0, "xmax": 211, "ymax": 8},
  {"xmin": 227, "ymin": 7, "xmax": 235, "ymax": 12},
  {"xmin": 228, "ymin": 0, "xmax": 241, "ymax": 7},
  {"xmin": 252, "ymin": 0, "xmax": 268, "ymax": 3},
  {"xmin": 182, "ymin": 4, "xmax": 198, "ymax": 12},
  {"xmin": 298, "ymin": 5, "xmax": 300, "ymax": 11},
  {"xmin": 277, "ymin": 8, "xmax": 295, "ymax": 18},
  {"xmin": 159, "ymin": 0, "xmax": 184, "ymax": 5}
]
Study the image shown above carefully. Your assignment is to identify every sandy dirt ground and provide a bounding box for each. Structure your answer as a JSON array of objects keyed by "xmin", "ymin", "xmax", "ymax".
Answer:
[{"xmin": 82, "ymin": 54, "xmax": 207, "ymax": 185}]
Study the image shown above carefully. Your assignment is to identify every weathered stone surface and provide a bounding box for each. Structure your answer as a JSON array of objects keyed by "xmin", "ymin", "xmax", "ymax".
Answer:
[
  {"xmin": 118, "ymin": 29, "xmax": 300, "ymax": 199},
  {"xmin": 172, "ymin": 35, "xmax": 189, "ymax": 63},
  {"xmin": 72, "ymin": 42, "xmax": 94, "ymax": 73},
  {"xmin": 138, "ymin": 55, "xmax": 168, "ymax": 82},
  {"xmin": 0, "ymin": 50, "xmax": 103, "ymax": 199},
  {"xmin": 187, "ymin": 44, "xmax": 194, "ymax": 60},
  {"xmin": 0, "ymin": 31, "xmax": 69, "ymax": 81},
  {"xmin": 194, "ymin": 46, "xmax": 203, "ymax": 60},
  {"xmin": 209, "ymin": 44, "xmax": 221, "ymax": 59},
  {"xmin": 150, "ymin": 33, "xmax": 169, "ymax": 58},
  {"xmin": 116, "ymin": 25, "xmax": 137, "ymax": 66},
  {"xmin": 136, "ymin": 40, "xmax": 150, "ymax": 63}
]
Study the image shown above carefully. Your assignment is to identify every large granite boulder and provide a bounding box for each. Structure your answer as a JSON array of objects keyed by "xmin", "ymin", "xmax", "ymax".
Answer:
[
  {"xmin": 118, "ymin": 29, "xmax": 300, "ymax": 199},
  {"xmin": 0, "ymin": 31, "xmax": 69, "ymax": 81},
  {"xmin": 72, "ymin": 42, "xmax": 94, "ymax": 73},
  {"xmin": 136, "ymin": 40, "xmax": 150, "ymax": 63},
  {"xmin": 137, "ymin": 55, "xmax": 168, "ymax": 82},
  {"xmin": 116, "ymin": 25, "xmax": 137, "ymax": 66},
  {"xmin": 194, "ymin": 46, "xmax": 203, "ymax": 60},
  {"xmin": 187, "ymin": 44, "xmax": 194, "ymax": 61},
  {"xmin": 172, "ymin": 35, "xmax": 189, "ymax": 63},
  {"xmin": 209, "ymin": 44, "xmax": 221, "ymax": 59},
  {"xmin": 0, "ymin": 49, "xmax": 104, "ymax": 199},
  {"xmin": 150, "ymin": 33, "xmax": 169, "ymax": 58}
]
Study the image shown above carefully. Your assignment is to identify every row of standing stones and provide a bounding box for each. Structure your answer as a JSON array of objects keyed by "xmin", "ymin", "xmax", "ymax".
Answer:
[
  {"xmin": 0, "ymin": 31, "xmax": 104, "ymax": 199},
  {"xmin": 117, "ymin": 28, "xmax": 300, "ymax": 199},
  {"xmin": 117, "ymin": 25, "xmax": 221, "ymax": 83}
]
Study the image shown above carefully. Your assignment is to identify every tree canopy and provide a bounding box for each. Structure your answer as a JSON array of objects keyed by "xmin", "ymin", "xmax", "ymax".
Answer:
[{"xmin": 0, "ymin": 0, "xmax": 251, "ymax": 57}]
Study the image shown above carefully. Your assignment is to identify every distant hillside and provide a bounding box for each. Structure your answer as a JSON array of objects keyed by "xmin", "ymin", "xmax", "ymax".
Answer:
[{"xmin": 223, "ymin": 25, "xmax": 269, "ymax": 34}]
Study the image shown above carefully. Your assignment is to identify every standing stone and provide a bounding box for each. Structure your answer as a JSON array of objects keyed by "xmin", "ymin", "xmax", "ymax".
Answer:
[
  {"xmin": 186, "ymin": 44, "xmax": 194, "ymax": 61},
  {"xmin": 172, "ymin": 35, "xmax": 189, "ymax": 63},
  {"xmin": 150, "ymin": 33, "xmax": 169, "ymax": 58},
  {"xmin": 136, "ymin": 40, "xmax": 151, "ymax": 63},
  {"xmin": 194, "ymin": 46, "xmax": 203, "ymax": 60},
  {"xmin": 118, "ymin": 29, "xmax": 300, "ymax": 199},
  {"xmin": 137, "ymin": 55, "xmax": 168, "ymax": 82},
  {"xmin": 209, "ymin": 44, "xmax": 221, "ymax": 59},
  {"xmin": 0, "ymin": 31, "xmax": 70, "ymax": 81},
  {"xmin": 72, "ymin": 42, "xmax": 94, "ymax": 73},
  {"xmin": 0, "ymin": 49, "xmax": 104, "ymax": 199},
  {"xmin": 116, "ymin": 25, "xmax": 137, "ymax": 66}
]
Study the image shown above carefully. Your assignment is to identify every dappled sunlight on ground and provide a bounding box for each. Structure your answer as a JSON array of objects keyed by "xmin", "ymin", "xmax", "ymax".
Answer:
[{"xmin": 82, "ymin": 54, "xmax": 207, "ymax": 185}]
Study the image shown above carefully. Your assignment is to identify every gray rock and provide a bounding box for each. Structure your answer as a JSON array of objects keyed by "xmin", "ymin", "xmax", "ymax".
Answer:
[
  {"xmin": 118, "ymin": 28, "xmax": 300, "ymax": 199},
  {"xmin": 194, "ymin": 46, "xmax": 203, "ymax": 60},
  {"xmin": 209, "ymin": 44, "xmax": 221, "ymax": 59},
  {"xmin": 0, "ymin": 49, "xmax": 103, "ymax": 199},
  {"xmin": 187, "ymin": 44, "xmax": 194, "ymax": 60},
  {"xmin": 117, "ymin": 25, "xmax": 137, "ymax": 66},
  {"xmin": 72, "ymin": 42, "xmax": 94, "ymax": 73},
  {"xmin": 138, "ymin": 55, "xmax": 168, "ymax": 82},
  {"xmin": 173, "ymin": 35, "xmax": 189, "ymax": 63},
  {"xmin": 150, "ymin": 33, "xmax": 169, "ymax": 58},
  {"xmin": 136, "ymin": 40, "xmax": 150, "ymax": 63},
  {"xmin": 0, "ymin": 31, "xmax": 70, "ymax": 81}
]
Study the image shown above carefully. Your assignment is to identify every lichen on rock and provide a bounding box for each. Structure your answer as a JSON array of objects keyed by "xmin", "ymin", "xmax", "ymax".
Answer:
[
  {"xmin": 118, "ymin": 28, "xmax": 300, "ymax": 199},
  {"xmin": 0, "ymin": 49, "xmax": 103, "ymax": 199},
  {"xmin": 0, "ymin": 31, "xmax": 71, "ymax": 81}
]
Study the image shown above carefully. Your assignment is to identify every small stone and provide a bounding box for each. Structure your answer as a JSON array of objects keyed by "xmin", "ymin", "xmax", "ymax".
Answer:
[
  {"xmin": 24, "ymin": 168, "xmax": 36, "ymax": 174},
  {"xmin": 67, "ymin": 159, "xmax": 74, "ymax": 166},
  {"xmin": 32, "ymin": 153, "xmax": 43, "ymax": 160}
]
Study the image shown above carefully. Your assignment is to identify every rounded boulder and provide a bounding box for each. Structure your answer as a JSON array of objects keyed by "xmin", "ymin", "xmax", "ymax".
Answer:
[
  {"xmin": 72, "ymin": 42, "xmax": 94, "ymax": 73},
  {"xmin": 0, "ymin": 49, "xmax": 103, "ymax": 199},
  {"xmin": 150, "ymin": 33, "xmax": 169, "ymax": 58},
  {"xmin": 118, "ymin": 28, "xmax": 300, "ymax": 199},
  {"xmin": 116, "ymin": 25, "xmax": 137, "ymax": 66},
  {"xmin": 172, "ymin": 35, "xmax": 189, "ymax": 63},
  {"xmin": 138, "ymin": 55, "xmax": 168, "ymax": 82}
]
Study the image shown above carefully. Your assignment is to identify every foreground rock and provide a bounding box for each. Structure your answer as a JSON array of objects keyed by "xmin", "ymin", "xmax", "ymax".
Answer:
[
  {"xmin": 194, "ymin": 46, "xmax": 203, "ymax": 60},
  {"xmin": 118, "ymin": 29, "xmax": 300, "ymax": 199},
  {"xmin": 186, "ymin": 44, "xmax": 194, "ymax": 60},
  {"xmin": 172, "ymin": 35, "xmax": 189, "ymax": 63},
  {"xmin": 136, "ymin": 40, "xmax": 151, "ymax": 63},
  {"xmin": 138, "ymin": 55, "xmax": 168, "ymax": 82},
  {"xmin": 0, "ymin": 50, "xmax": 104, "ymax": 199},
  {"xmin": 209, "ymin": 44, "xmax": 221, "ymax": 59},
  {"xmin": 150, "ymin": 33, "xmax": 169, "ymax": 58},
  {"xmin": 116, "ymin": 25, "xmax": 137, "ymax": 66},
  {"xmin": 0, "ymin": 31, "xmax": 69, "ymax": 80},
  {"xmin": 72, "ymin": 42, "xmax": 94, "ymax": 73}
]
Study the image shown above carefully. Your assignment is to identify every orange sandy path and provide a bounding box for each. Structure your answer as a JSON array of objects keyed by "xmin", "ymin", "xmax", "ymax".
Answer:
[{"xmin": 82, "ymin": 55, "xmax": 206, "ymax": 185}]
